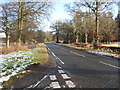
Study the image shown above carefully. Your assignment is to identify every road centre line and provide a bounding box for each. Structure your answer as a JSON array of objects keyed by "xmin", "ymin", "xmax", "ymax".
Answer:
[
  {"xmin": 65, "ymin": 80, "xmax": 76, "ymax": 88},
  {"xmin": 70, "ymin": 51, "xmax": 85, "ymax": 57},
  {"xmin": 60, "ymin": 47, "xmax": 67, "ymax": 51},
  {"xmin": 99, "ymin": 61, "xmax": 120, "ymax": 70},
  {"xmin": 59, "ymin": 46, "xmax": 85, "ymax": 57}
]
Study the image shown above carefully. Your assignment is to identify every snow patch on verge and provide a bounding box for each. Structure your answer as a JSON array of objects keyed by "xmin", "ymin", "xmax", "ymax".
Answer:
[
  {"xmin": 88, "ymin": 50, "xmax": 120, "ymax": 58},
  {"xmin": 0, "ymin": 47, "xmax": 41, "ymax": 88}
]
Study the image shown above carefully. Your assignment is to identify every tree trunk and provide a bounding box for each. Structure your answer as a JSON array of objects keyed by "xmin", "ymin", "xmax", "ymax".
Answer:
[
  {"xmin": 23, "ymin": 36, "xmax": 26, "ymax": 44},
  {"xmin": 56, "ymin": 31, "xmax": 59, "ymax": 43},
  {"xmin": 18, "ymin": 30, "xmax": 22, "ymax": 46},
  {"xmin": 76, "ymin": 34, "xmax": 79, "ymax": 43},
  {"xmin": 6, "ymin": 33, "xmax": 10, "ymax": 48},
  {"xmin": 17, "ymin": 2, "xmax": 23, "ymax": 47},
  {"xmin": 93, "ymin": 1, "xmax": 99, "ymax": 49},
  {"xmin": 85, "ymin": 32, "xmax": 88, "ymax": 44}
]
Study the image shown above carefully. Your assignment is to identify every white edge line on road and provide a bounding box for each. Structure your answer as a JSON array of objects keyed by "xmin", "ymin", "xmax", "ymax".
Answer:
[
  {"xmin": 46, "ymin": 45, "xmax": 64, "ymax": 65},
  {"xmin": 56, "ymin": 56, "xmax": 65, "ymax": 64},
  {"xmin": 65, "ymin": 80, "xmax": 76, "ymax": 88},
  {"xmin": 99, "ymin": 61, "xmax": 120, "ymax": 70},
  {"xmin": 51, "ymin": 52, "xmax": 56, "ymax": 57}
]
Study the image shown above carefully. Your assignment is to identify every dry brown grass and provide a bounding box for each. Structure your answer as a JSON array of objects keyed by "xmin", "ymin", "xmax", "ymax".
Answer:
[
  {"xmin": 36, "ymin": 43, "xmax": 45, "ymax": 47},
  {"xmin": 0, "ymin": 44, "xmax": 34, "ymax": 55}
]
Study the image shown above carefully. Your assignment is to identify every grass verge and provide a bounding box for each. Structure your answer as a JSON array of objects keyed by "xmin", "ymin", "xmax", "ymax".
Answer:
[{"xmin": 1, "ymin": 43, "xmax": 50, "ymax": 88}]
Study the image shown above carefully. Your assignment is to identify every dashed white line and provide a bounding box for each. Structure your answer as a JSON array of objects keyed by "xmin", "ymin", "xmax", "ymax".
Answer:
[
  {"xmin": 58, "ymin": 70, "xmax": 65, "ymax": 74},
  {"xmin": 50, "ymin": 75, "xmax": 57, "ymax": 81},
  {"xmin": 70, "ymin": 51, "xmax": 85, "ymax": 57},
  {"xmin": 61, "ymin": 74, "xmax": 70, "ymax": 79},
  {"xmin": 60, "ymin": 47, "xmax": 67, "ymax": 51},
  {"xmin": 65, "ymin": 80, "xmax": 76, "ymax": 88},
  {"xmin": 50, "ymin": 82, "xmax": 61, "ymax": 88},
  {"xmin": 99, "ymin": 61, "xmax": 120, "ymax": 69},
  {"xmin": 57, "ymin": 66, "xmax": 62, "ymax": 69}
]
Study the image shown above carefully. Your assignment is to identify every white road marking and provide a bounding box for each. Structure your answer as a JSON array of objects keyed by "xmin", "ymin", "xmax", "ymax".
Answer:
[
  {"xmin": 99, "ymin": 61, "xmax": 120, "ymax": 69},
  {"xmin": 50, "ymin": 75, "xmax": 57, "ymax": 81},
  {"xmin": 51, "ymin": 52, "xmax": 56, "ymax": 57},
  {"xmin": 48, "ymin": 48, "xmax": 50, "ymax": 51},
  {"xmin": 70, "ymin": 51, "xmax": 85, "ymax": 57},
  {"xmin": 62, "ymin": 85, "xmax": 66, "ymax": 88},
  {"xmin": 51, "ymin": 50, "xmax": 64, "ymax": 64},
  {"xmin": 29, "ymin": 75, "xmax": 48, "ymax": 88},
  {"xmin": 65, "ymin": 80, "xmax": 76, "ymax": 88},
  {"xmin": 61, "ymin": 47, "xmax": 67, "ymax": 51},
  {"xmin": 56, "ymin": 56, "xmax": 65, "ymax": 64},
  {"xmin": 61, "ymin": 74, "xmax": 70, "ymax": 79},
  {"xmin": 58, "ymin": 70, "xmax": 65, "ymax": 74},
  {"xmin": 57, "ymin": 66, "xmax": 62, "ymax": 69},
  {"xmin": 50, "ymin": 82, "xmax": 61, "ymax": 88}
]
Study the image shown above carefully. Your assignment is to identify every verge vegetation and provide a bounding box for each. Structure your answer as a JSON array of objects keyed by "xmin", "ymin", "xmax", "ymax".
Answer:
[{"xmin": 0, "ymin": 43, "xmax": 49, "ymax": 87}]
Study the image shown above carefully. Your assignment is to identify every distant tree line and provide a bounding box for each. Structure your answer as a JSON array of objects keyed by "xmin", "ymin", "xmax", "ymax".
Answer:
[{"xmin": 51, "ymin": 0, "xmax": 119, "ymax": 49}]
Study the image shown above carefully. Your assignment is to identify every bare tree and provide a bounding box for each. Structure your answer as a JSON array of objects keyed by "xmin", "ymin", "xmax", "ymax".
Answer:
[
  {"xmin": 16, "ymin": 1, "xmax": 53, "ymax": 46},
  {"xmin": 72, "ymin": 0, "xmax": 114, "ymax": 48},
  {"xmin": 0, "ymin": 3, "xmax": 16, "ymax": 48}
]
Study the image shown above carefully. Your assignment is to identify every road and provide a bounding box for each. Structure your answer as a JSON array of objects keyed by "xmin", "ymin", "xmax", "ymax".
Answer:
[{"xmin": 27, "ymin": 43, "xmax": 119, "ymax": 89}]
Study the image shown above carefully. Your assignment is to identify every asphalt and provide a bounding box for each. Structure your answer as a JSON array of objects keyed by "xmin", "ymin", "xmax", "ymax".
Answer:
[{"xmin": 26, "ymin": 43, "xmax": 120, "ymax": 89}]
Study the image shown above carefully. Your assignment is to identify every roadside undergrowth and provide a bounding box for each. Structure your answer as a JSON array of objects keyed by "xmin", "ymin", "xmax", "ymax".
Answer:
[{"xmin": 61, "ymin": 43, "xmax": 120, "ymax": 58}]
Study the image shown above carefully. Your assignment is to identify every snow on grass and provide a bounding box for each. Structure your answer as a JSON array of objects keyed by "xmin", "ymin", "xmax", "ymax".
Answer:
[
  {"xmin": 88, "ymin": 50, "xmax": 120, "ymax": 58},
  {"xmin": 0, "ymin": 47, "xmax": 42, "ymax": 85}
]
